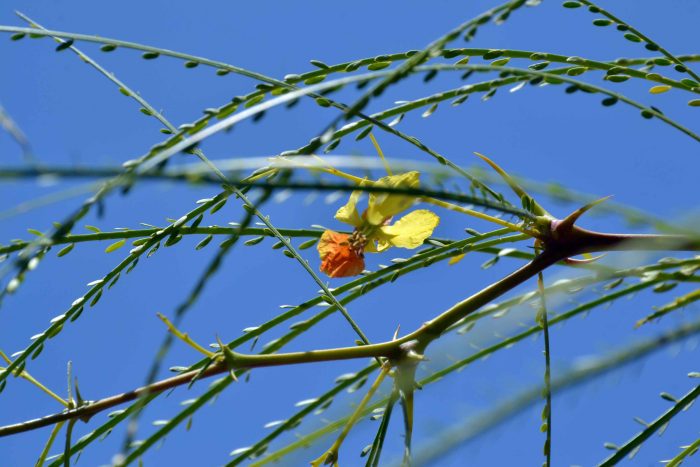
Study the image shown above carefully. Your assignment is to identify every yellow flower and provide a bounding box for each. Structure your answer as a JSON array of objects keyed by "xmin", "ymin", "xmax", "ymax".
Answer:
[{"xmin": 318, "ymin": 171, "xmax": 440, "ymax": 278}]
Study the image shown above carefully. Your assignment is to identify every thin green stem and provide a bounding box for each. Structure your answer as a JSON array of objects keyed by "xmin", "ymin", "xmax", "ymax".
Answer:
[
  {"xmin": 43, "ymin": 256, "xmax": 696, "ymax": 464},
  {"xmin": 423, "ymin": 63, "xmax": 700, "ymax": 142},
  {"xmin": 0, "ymin": 159, "xmax": 679, "ymax": 232},
  {"xmin": 0, "ymin": 25, "xmax": 457, "ymax": 296},
  {"xmin": 599, "ymin": 383, "xmax": 700, "ymax": 466},
  {"xmin": 286, "ymin": 63, "xmax": 700, "ymax": 158},
  {"xmin": 24, "ymin": 18, "xmax": 377, "ymax": 448},
  {"xmin": 577, "ymin": 0, "xmax": 700, "ymax": 84},
  {"xmin": 3, "ymin": 26, "xmax": 697, "ymax": 95},
  {"xmin": 298, "ymin": 0, "xmax": 530, "ymax": 153},
  {"xmin": 409, "ymin": 320, "xmax": 700, "ymax": 466},
  {"xmin": 537, "ymin": 266, "xmax": 552, "ymax": 467},
  {"xmin": 36, "ymin": 421, "xmax": 64, "ymax": 467},
  {"xmin": 0, "ymin": 226, "xmax": 321, "ymax": 256},
  {"xmin": 635, "ymin": 287, "xmax": 700, "ymax": 327},
  {"xmin": 63, "ymin": 419, "xmax": 76, "ymax": 467},
  {"xmin": 366, "ymin": 390, "xmax": 399, "ymax": 467},
  {"xmin": 156, "ymin": 313, "xmax": 215, "ymax": 358},
  {"xmin": 0, "ymin": 69, "xmax": 387, "ymax": 303},
  {"xmin": 0, "ymin": 176, "xmax": 534, "ymax": 227},
  {"xmin": 2, "ymin": 26, "xmax": 506, "ymax": 201},
  {"xmin": 122, "ymin": 70, "xmax": 406, "ymax": 173},
  {"xmin": 666, "ymin": 435, "xmax": 700, "ymax": 467},
  {"xmin": 228, "ymin": 365, "xmax": 380, "ymax": 466},
  {"xmin": 3, "ymin": 233, "xmax": 698, "ymax": 442},
  {"xmin": 0, "ymin": 192, "xmax": 231, "ymax": 387},
  {"xmin": 15, "ymin": 12, "xmax": 175, "ymax": 136},
  {"xmin": 121, "ymin": 196, "xmax": 269, "ymax": 455},
  {"xmin": 252, "ymin": 286, "xmax": 698, "ymax": 465},
  {"xmin": 0, "ymin": 350, "xmax": 68, "ymax": 407},
  {"xmin": 311, "ymin": 366, "xmax": 390, "ymax": 467},
  {"xmin": 17, "ymin": 13, "xmax": 377, "ymax": 350}
]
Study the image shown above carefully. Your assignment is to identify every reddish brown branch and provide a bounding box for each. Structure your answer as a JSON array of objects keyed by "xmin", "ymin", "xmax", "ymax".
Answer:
[{"xmin": 0, "ymin": 227, "xmax": 698, "ymax": 438}]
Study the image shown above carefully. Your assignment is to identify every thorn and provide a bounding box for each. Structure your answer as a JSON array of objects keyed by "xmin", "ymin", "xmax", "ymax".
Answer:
[
  {"xmin": 216, "ymin": 335, "xmax": 238, "ymax": 382},
  {"xmin": 392, "ymin": 324, "xmax": 401, "ymax": 341},
  {"xmin": 559, "ymin": 195, "xmax": 613, "ymax": 231},
  {"xmin": 563, "ymin": 253, "xmax": 606, "ymax": 265}
]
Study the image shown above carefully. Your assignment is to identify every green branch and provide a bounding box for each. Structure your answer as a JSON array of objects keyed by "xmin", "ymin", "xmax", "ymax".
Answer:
[
  {"xmin": 0, "ymin": 193, "xmax": 232, "ymax": 387},
  {"xmin": 48, "ymin": 229, "xmax": 517, "ymax": 465},
  {"xmin": 410, "ymin": 319, "xmax": 700, "ymax": 466},
  {"xmin": 575, "ymin": 0, "xmax": 700, "ymax": 84},
  {"xmin": 250, "ymin": 284, "xmax": 699, "ymax": 465},
  {"xmin": 8, "ymin": 228, "xmax": 699, "ymax": 440},
  {"xmin": 18, "ymin": 250, "xmax": 699, "ymax": 464},
  {"xmin": 599, "ymin": 382, "xmax": 700, "ymax": 465},
  {"xmin": 664, "ymin": 434, "xmax": 700, "ymax": 467}
]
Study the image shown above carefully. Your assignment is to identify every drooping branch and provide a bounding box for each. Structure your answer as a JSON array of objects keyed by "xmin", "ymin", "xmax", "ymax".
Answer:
[
  {"xmin": 0, "ymin": 249, "xmax": 559, "ymax": 437},
  {"xmin": 0, "ymin": 343, "xmax": 397, "ymax": 438},
  {"xmin": 2, "ymin": 214, "xmax": 699, "ymax": 438}
]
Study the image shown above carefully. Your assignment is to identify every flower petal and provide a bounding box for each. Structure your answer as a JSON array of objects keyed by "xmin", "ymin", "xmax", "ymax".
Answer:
[
  {"xmin": 366, "ymin": 171, "xmax": 420, "ymax": 225},
  {"xmin": 334, "ymin": 189, "xmax": 363, "ymax": 227},
  {"xmin": 317, "ymin": 230, "xmax": 365, "ymax": 278},
  {"xmin": 376, "ymin": 210, "xmax": 439, "ymax": 250}
]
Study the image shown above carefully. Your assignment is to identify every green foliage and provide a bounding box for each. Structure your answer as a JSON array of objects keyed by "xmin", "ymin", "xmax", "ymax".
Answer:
[{"xmin": 0, "ymin": 2, "xmax": 699, "ymax": 466}]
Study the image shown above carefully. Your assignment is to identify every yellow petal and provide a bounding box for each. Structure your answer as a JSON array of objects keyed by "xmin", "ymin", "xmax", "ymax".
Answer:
[
  {"xmin": 376, "ymin": 209, "xmax": 439, "ymax": 250},
  {"xmin": 334, "ymin": 189, "xmax": 363, "ymax": 227},
  {"xmin": 364, "ymin": 236, "xmax": 379, "ymax": 253},
  {"xmin": 366, "ymin": 171, "xmax": 420, "ymax": 226},
  {"xmin": 373, "ymin": 236, "xmax": 392, "ymax": 252}
]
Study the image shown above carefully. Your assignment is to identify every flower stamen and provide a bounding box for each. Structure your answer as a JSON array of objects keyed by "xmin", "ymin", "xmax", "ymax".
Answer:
[{"xmin": 348, "ymin": 230, "xmax": 368, "ymax": 257}]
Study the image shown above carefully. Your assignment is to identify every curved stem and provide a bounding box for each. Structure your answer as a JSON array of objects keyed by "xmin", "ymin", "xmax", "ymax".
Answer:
[
  {"xmin": 311, "ymin": 366, "xmax": 390, "ymax": 467},
  {"xmin": 577, "ymin": 0, "xmax": 700, "ymax": 84},
  {"xmin": 1, "ymin": 226, "xmax": 699, "ymax": 438},
  {"xmin": 414, "ymin": 251, "xmax": 561, "ymax": 342},
  {"xmin": 0, "ymin": 249, "xmax": 560, "ymax": 438},
  {"xmin": 599, "ymin": 383, "xmax": 700, "ymax": 466}
]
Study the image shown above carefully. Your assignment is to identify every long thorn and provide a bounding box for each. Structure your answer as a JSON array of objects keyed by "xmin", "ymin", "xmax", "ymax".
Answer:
[{"xmin": 559, "ymin": 195, "xmax": 613, "ymax": 231}]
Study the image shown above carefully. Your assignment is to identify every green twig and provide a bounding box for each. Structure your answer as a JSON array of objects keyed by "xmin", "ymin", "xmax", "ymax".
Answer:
[
  {"xmin": 35, "ymin": 421, "xmax": 64, "ymax": 467},
  {"xmin": 576, "ymin": 0, "xmax": 700, "ymax": 84},
  {"xmin": 409, "ymin": 320, "xmax": 700, "ymax": 466},
  {"xmin": 665, "ymin": 435, "xmax": 700, "ymax": 467},
  {"xmin": 599, "ymin": 383, "xmax": 700, "ymax": 466},
  {"xmin": 536, "ymin": 267, "xmax": 552, "ymax": 466},
  {"xmin": 0, "ymin": 193, "xmax": 232, "ymax": 387},
  {"xmin": 254, "ymin": 300, "xmax": 700, "ymax": 466}
]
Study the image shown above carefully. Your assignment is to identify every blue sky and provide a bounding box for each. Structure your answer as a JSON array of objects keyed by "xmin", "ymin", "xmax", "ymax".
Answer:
[{"xmin": 1, "ymin": 0, "xmax": 699, "ymax": 465}]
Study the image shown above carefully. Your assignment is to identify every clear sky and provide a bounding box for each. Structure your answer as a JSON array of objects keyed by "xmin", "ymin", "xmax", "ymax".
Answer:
[{"xmin": 1, "ymin": 1, "xmax": 699, "ymax": 465}]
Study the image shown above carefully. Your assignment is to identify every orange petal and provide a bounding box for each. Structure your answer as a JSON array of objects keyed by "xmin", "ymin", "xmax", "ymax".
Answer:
[{"xmin": 317, "ymin": 230, "xmax": 365, "ymax": 278}]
